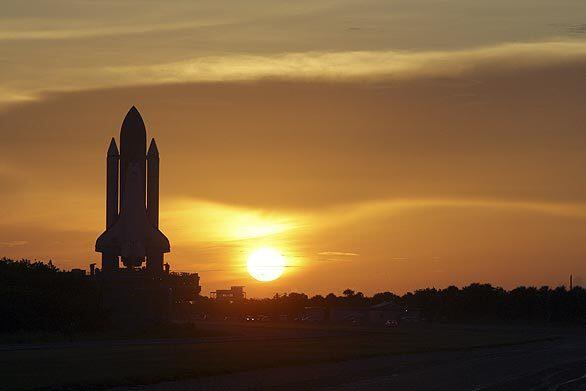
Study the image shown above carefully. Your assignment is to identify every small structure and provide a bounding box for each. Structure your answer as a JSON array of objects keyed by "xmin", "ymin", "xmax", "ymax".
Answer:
[
  {"xmin": 330, "ymin": 306, "xmax": 367, "ymax": 322},
  {"xmin": 328, "ymin": 301, "xmax": 416, "ymax": 324},
  {"xmin": 70, "ymin": 268, "xmax": 87, "ymax": 276},
  {"xmin": 302, "ymin": 306, "xmax": 327, "ymax": 322},
  {"xmin": 368, "ymin": 301, "xmax": 405, "ymax": 323},
  {"xmin": 211, "ymin": 286, "xmax": 246, "ymax": 301}
]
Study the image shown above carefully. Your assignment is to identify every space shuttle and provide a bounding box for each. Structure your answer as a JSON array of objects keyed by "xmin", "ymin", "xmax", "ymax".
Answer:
[{"xmin": 96, "ymin": 106, "xmax": 170, "ymax": 273}]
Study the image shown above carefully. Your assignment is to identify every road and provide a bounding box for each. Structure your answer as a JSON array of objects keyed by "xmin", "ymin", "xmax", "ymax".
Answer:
[{"xmin": 118, "ymin": 336, "xmax": 586, "ymax": 391}]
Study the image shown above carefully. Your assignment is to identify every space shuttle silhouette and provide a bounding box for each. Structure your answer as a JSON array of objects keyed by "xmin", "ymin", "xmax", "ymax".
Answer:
[{"xmin": 96, "ymin": 107, "xmax": 170, "ymax": 273}]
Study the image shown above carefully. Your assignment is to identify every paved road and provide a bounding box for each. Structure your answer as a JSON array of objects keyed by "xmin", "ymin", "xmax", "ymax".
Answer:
[{"xmin": 118, "ymin": 337, "xmax": 586, "ymax": 391}]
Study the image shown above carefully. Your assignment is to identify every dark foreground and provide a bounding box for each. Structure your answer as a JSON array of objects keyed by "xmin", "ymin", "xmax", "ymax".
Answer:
[
  {"xmin": 128, "ymin": 336, "xmax": 586, "ymax": 391},
  {"xmin": 1, "ymin": 322, "xmax": 585, "ymax": 390}
]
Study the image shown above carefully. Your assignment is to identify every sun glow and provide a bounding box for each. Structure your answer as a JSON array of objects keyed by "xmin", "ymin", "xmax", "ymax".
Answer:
[
  {"xmin": 247, "ymin": 247, "xmax": 286, "ymax": 282},
  {"xmin": 162, "ymin": 199, "xmax": 300, "ymax": 245}
]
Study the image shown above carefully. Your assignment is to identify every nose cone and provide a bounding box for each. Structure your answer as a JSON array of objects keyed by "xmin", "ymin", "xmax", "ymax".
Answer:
[
  {"xmin": 107, "ymin": 137, "xmax": 119, "ymax": 157},
  {"xmin": 147, "ymin": 138, "xmax": 159, "ymax": 160},
  {"xmin": 120, "ymin": 106, "xmax": 146, "ymax": 160}
]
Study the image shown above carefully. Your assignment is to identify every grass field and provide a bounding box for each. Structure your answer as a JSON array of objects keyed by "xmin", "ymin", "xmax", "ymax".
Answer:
[{"xmin": 0, "ymin": 322, "xmax": 566, "ymax": 390}]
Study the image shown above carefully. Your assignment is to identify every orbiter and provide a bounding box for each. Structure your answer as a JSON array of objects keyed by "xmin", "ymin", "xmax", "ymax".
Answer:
[{"xmin": 96, "ymin": 107, "xmax": 170, "ymax": 273}]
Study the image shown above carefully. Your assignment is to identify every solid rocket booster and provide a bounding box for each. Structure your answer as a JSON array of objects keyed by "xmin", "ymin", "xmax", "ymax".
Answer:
[
  {"xmin": 96, "ymin": 106, "xmax": 170, "ymax": 272},
  {"xmin": 106, "ymin": 138, "xmax": 119, "ymax": 229},
  {"xmin": 147, "ymin": 139, "xmax": 159, "ymax": 229}
]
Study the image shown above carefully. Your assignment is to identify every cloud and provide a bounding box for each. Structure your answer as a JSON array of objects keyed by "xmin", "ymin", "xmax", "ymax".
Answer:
[
  {"xmin": 1, "ymin": 54, "xmax": 586, "ymax": 295},
  {"xmin": 318, "ymin": 251, "xmax": 358, "ymax": 256},
  {"xmin": 105, "ymin": 40, "xmax": 586, "ymax": 84},
  {"xmin": 4, "ymin": 39, "xmax": 586, "ymax": 107},
  {"xmin": 317, "ymin": 198, "xmax": 586, "ymax": 231},
  {"xmin": 0, "ymin": 1, "xmax": 333, "ymax": 42},
  {"xmin": 315, "ymin": 251, "xmax": 359, "ymax": 263},
  {"xmin": 0, "ymin": 240, "xmax": 28, "ymax": 248},
  {"xmin": 567, "ymin": 24, "xmax": 586, "ymax": 36},
  {"xmin": 1, "ymin": 61, "xmax": 586, "ymax": 212},
  {"xmin": 0, "ymin": 21, "xmax": 223, "ymax": 41}
]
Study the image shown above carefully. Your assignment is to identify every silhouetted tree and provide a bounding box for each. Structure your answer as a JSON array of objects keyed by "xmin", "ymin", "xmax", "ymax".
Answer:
[
  {"xmin": 0, "ymin": 258, "xmax": 105, "ymax": 334},
  {"xmin": 4, "ymin": 257, "xmax": 586, "ymax": 332}
]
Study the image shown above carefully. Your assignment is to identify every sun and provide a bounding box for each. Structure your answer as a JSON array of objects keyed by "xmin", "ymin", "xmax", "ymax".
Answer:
[{"xmin": 247, "ymin": 247, "xmax": 286, "ymax": 282}]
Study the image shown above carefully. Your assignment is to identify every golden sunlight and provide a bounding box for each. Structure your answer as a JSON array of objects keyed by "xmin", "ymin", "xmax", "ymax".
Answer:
[
  {"xmin": 246, "ymin": 247, "xmax": 286, "ymax": 282},
  {"xmin": 162, "ymin": 199, "xmax": 300, "ymax": 244}
]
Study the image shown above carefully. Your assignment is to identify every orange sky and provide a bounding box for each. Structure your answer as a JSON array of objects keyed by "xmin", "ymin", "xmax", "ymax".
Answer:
[{"xmin": 1, "ymin": 1, "xmax": 586, "ymax": 296}]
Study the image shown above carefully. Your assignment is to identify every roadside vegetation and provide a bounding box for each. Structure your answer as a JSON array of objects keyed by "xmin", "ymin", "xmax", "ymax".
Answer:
[{"xmin": 2, "ymin": 257, "xmax": 586, "ymax": 338}]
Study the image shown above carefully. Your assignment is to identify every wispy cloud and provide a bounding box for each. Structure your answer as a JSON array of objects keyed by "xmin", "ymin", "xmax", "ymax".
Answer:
[
  {"xmin": 106, "ymin": 40, "xmax": 586, "ymax": 84},
  {"xmin": 0, "ymin": 20, "xmax": 231, "ymax": 41},
  {"xmin": 4, "ymin": 39, "xmax": 586, "ymax": 107},
  {"xmin": 0, "ymin": 240, "xmax": 28, "ymax": 248},
  {"xmin": 319, "ymin": 198, "xmax": 586, "ymax": 228},
  {"xmin": 315, "ymin": 251, "xmax": 359, "ymax": 263},
  {"xmin": 318, "ymin": 251, "xmax": 358, "ymax": 256},
  {"xmin": 567, "ymin": 24, "xmax": 586, "ymax": 36}
]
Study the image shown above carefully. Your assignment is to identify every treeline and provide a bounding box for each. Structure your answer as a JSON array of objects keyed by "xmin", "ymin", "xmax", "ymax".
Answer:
[
  {"xmin": 399, "ymin": 284, "xmax": 586, "ymax": 323},
  {"xmin": 0, "ymin": 258, "xmax": 198, "ymax": 334},
  {"xmin": 198, "ymin": 284, "xmax": 586, "ymax": 323},
  {"xmin": 1, "ymin": 258, "xmax": 586, "ymax": 334},
  {"xmin": 0, "ymin": 257, "xmax": 104, "ymax": 334}
]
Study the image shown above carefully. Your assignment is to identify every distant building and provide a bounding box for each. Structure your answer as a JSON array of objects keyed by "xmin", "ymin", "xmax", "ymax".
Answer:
[
  {"xmin": 211, "ymin": 286, "xmax": 246, "ymax": 301},
  {"xmin": 70, "ymin": 268, "xmax": 86, "ymax": 276},
  {"xmin": 368, "ymin": 301, "xmax": 405, "ymax": 323},
  {"xmin": 329, "ymin": 306, "xmax": 368, "ymax": 322},
  {"xmin": 304, "ymin": 301, "xmax": 419, "ymax": 324},
  {"xmin": 303, "ymin": 306, "xmax": 327, "ymax": 322}
]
